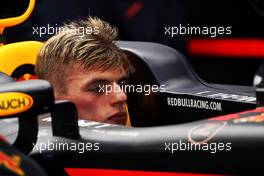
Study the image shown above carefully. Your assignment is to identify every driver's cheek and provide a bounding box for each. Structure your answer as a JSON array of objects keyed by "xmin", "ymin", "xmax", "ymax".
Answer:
[
  {"xmin": 76, "ymin": 95, "xmax": 109, "ymax": 122},
  {"xmin": 69, "ymin": 95, "xmax": 96, "ymax": 121}
]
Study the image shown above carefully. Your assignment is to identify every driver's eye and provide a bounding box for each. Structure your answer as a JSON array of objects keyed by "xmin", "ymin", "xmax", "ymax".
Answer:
[
  {"xmin": 89, "ymin": 85, "xmax": 105, "ymax": 94},
  {"xmin": 118, "ymin": 79, "xmax": 128, "ymax": 86}
]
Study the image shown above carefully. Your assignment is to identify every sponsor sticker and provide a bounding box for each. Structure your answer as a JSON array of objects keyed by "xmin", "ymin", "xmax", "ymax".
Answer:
[{"xmin": 0, "ymin": 92, "xmax": 33, "ymax": 116}]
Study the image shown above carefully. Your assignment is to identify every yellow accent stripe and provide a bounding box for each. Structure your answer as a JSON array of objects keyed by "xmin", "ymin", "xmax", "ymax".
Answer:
[
  {"xmin": 125, "ymin": 104, "xmax": 131, "ymax": 127},
  {"xmin": 0, "ymin": 0, "xmax": 35, "ymax": 34}
]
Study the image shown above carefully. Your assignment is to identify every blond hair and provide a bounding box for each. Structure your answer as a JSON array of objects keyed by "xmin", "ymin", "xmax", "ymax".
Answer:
[{"xmin": 35, "ymin": 17, "xmax": 133, "ymax": 94}]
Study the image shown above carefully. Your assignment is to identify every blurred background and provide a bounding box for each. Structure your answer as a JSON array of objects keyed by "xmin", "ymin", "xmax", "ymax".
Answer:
[{"xmin": 1, "ymin": 0, "xmax": 264, "ymax": 86}]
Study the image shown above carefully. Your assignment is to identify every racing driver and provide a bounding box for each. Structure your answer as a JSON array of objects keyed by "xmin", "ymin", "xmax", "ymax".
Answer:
[{"xmin": 35, "ymin": 17, "xmax": 134, "ymax": 125}]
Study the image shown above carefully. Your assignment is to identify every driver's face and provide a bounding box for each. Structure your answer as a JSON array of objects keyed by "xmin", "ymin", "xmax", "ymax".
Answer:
[{"xmin": 57, "ymin": 63, "xmax": 128, "ymax": 125}]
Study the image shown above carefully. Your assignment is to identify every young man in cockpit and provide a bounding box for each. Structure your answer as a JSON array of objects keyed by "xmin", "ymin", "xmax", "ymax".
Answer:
[{"xmin": 35, "ymin": 17, "xmax": 134, "ymax": 125}]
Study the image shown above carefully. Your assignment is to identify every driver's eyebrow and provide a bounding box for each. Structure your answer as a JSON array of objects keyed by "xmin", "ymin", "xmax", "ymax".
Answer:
[
  {"xmin": 82, "ymin": 75, "xmax": 129, "ymax": 89},
  {"xmin": 83, "ymin": 75, "xmax": 128, "ymax": 87},
  {"xmin": 83, "ymin": 78, "xmax": 111, "ymax": 88}
]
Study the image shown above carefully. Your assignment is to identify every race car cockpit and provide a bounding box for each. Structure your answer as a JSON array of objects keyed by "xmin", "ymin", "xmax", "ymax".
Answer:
[
  {"xmin": 119, "ymin": 41, "xmax": 256, "ymax": 126},
  {"xmin": 0, "ymin": 39, "xmax": 257, "ymax": 127}
]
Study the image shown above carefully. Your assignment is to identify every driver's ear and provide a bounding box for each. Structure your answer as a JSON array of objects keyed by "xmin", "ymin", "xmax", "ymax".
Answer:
[
  {"xmin": 55, "ymin": 92, "xmax": 67, "ymax": 100},
  {"xmin": 52, "ymin": 81, "xmax": 69, "ymax": 100},
  {"xmin": 54, "ymin": 91, "xmax": 60, "ymax": 100},
  {"xmin": 54, "ymin": 88, "xmax": 67, "ymax": 100}
]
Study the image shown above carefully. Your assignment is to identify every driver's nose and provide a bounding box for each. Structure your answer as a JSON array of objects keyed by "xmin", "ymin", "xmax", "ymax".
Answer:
[{"xmin": 110, "ymin": 83, "xmax": 127, "ymax": 106}]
